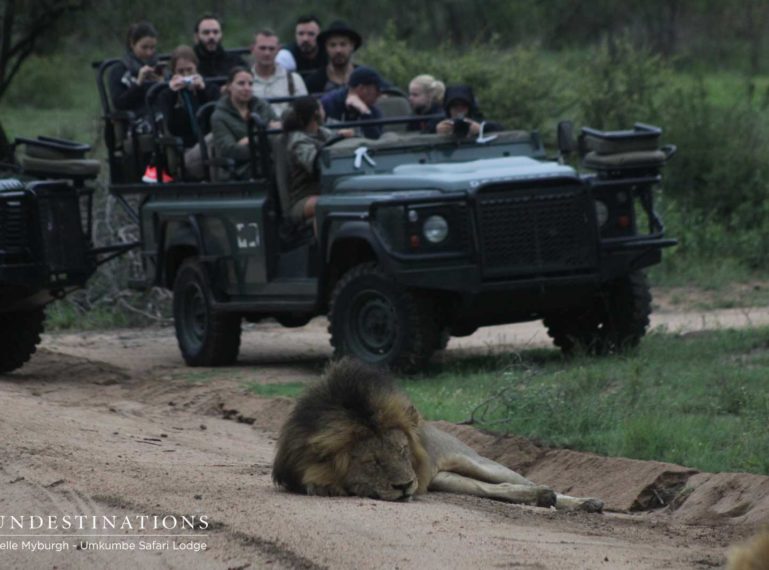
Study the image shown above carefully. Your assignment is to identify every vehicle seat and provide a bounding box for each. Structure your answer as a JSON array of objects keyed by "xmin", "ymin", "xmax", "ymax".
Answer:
[
  {"xmin": 15, "ymin": 137, "xmax": 101, "ymax": 184},
  {"xmin": 145, "ymin": 82, "xmax": 185, "ymax": 182},
  {"xmin": 377, "ymin": 88, "xmax": 411, "ymax": 134},
  {"xmin": 95, "ymin": 59, "xmax": 153, "ymax": 184}
]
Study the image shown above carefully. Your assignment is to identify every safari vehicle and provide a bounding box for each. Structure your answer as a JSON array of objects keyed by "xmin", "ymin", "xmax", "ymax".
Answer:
[
  {"xmin": 0, "ymin": 137, "xmax": 136, "ymax": 373},
  {"xmin": 100, "ymin": 61, "xmax": 675, "ymax": 373}
]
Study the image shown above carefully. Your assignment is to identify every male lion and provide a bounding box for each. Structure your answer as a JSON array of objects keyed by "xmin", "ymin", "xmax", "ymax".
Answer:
[
  {"xmin": 727, "ymin": 529, "xmax": 769, "ymax": 570},
  {"xmin": 272, "ymin": 359, "xmax": 603, "ymax": 511}
]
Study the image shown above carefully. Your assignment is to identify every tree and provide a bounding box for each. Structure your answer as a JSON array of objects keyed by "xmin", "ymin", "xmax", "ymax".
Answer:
[{"xmin": 0, "ymin": 0, "xmax": 87, "ymax": 160}]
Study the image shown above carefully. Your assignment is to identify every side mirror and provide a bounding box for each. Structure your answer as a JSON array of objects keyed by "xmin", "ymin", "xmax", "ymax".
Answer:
[{"xmin": 557, "ymin": 120, "xmax": 575, "ymax": 159}]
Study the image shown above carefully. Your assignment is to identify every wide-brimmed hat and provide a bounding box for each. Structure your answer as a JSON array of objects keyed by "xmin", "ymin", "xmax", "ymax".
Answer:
[{"xmin": 317, "ymin": 20, "xmax": 362, "ymax": 50}]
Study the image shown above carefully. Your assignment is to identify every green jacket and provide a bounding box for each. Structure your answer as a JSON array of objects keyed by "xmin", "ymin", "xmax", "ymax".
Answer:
[
  {"xmin": 285, "ymin": 127, "xmax": 334, "ymax": 218},
  {"xmin": 211, "ymin": 95, "xmax": 277, "ymax": 180}
]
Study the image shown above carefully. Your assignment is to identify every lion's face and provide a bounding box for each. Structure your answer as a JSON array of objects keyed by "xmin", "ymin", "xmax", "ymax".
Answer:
[{"xmin": 343, "ymin": 429, "xmax": 418, "ymax": 501}]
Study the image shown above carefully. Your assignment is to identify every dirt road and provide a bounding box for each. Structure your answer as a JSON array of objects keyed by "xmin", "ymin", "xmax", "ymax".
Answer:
[{"xmin": 2, "ymin": 307, "xmax": 768, "ymax": 569}]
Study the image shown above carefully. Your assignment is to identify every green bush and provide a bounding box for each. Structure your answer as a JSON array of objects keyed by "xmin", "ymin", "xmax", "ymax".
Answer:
[
  {"xmin": 4, "ymin": 55, "xmax": 78, "ymax": 109},
  {"xmin": 571, "ymin": 37, "xmax": 670, "ymax": 129}
]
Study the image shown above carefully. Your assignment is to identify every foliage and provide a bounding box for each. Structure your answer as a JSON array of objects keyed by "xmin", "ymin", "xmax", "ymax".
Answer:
[
  {"xmin": 0, "ymin": 0, "xmax": 89, "ymax": 99},
  {"xmin": 571, "ymin": 37, "xmax": 670, "ymax": 129},
  {"xmin": 3, "ymin": 54, "xmax": 80, "ymax": 108},
  {"xmin": 0, "ymin": 0, "xmax": 89, "ymax": 157}
]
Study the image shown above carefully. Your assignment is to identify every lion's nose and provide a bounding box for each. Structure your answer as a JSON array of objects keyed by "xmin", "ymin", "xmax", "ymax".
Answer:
[{"xmin": 392, "ymin": 480, "xmax": 415, "ymax": 494}]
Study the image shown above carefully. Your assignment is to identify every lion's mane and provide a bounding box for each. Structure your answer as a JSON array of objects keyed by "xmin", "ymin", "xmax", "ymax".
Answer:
[{"xmin": 272, "ymin": 359, "xmax": 432, "ymax": 495}]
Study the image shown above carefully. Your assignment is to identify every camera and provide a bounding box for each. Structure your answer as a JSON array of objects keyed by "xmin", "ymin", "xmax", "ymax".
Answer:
[
  {"xmin": 452, "ymin": 115, "xmax": 470, "ymax": 138},
  {"xmin": 181, "ymin": 76, "xmax": 195, "ymax": 85}
]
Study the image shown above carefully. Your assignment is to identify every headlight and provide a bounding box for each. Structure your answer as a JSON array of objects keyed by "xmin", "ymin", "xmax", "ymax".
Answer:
[
  {"xmin": 594, "ymin": 200, "xmax": 608, "ymax": 227},
  {"xmin": 423, "ymin": 215, "xmax": 449, "ymax": 243}
]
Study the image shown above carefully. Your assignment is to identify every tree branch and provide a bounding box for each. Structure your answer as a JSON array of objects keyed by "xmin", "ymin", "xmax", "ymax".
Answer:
[
  {"xmin": 0, "ymin": 0, "xmax": 87, "ymax": 100},
  {"xmin": 0, "ymin": 0, "xmax": 17, "ymax": 85}
]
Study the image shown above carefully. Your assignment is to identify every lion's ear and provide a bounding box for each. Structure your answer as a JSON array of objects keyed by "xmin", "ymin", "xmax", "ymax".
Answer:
[{"xmin": 406, "ymin": 405, "xmax": 422, "ymax": 428}]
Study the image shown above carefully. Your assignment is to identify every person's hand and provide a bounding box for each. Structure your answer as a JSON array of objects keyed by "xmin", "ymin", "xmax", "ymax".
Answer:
[
  {"xmin": 238, "ymin": 136, "xmax": 249, "ymax": 145},
  {"xmin": 435, "ymin": 119, "xmax": 453, "ymax": 135},
  {"xmin": 464, "ymin": 119, "xmax": 481, "ymax": 137},
  {"xmin": 190, "ymin": 74, "xmax": 205, "ymax": 90},
  {"xmin": 169, "ymin": 74, "xmax": 186, "ymax": 91},
  {"xmin": 268, "ymin": 120, "xmax": 282, "ymax": 129},
  {"xmin": 137, "ymin": 65, "xmax": 158, "ymax": 85},
  {"xmin": 345, "ymin": 92, "xmax": 370, "ymax": 115},
  {"xmin": 435, "ymin": 118, "xmax": 482, "ymax": 137},
  {"xmin": 467, "ymin": 119, "xmax": 481, "ymax": 137},
  {"xmin": 170, "ymin": 74, "xmax": 205, "ymax": 91},
  {"xmin": 338, "ymin": 128, "xmax": 355, "ymax": 138}
]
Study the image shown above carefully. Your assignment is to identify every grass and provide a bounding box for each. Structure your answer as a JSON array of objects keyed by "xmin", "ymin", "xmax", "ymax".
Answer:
[
  {"xmin": 397, "ymin": 328, "xmax": 769, "ymax": 475},
  {"xmin": 45, "ymin": 301, "xmax": 138, "ymax": 330},
  {"xmin": 245, "ymin": 382, "xmax": 306, "ymax": 398}
]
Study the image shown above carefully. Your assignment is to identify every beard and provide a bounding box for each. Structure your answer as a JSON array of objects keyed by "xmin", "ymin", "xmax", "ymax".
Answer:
[
  {"xmin": 298, "ymin": 41, "xmax": 315, "ymax": 54},
  {"xmin": 331, "ymin": 53, "xmax": 350, "ymax": 67},
  {"xmin": 204, "ymin": 39, "xmax": 219, "ymax": 52}
]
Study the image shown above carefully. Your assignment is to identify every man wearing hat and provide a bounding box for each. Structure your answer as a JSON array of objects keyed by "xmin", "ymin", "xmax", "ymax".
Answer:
[
  {"xmin": 305, "ymin": 20, "xmax": 362, "ymax": 94},
  {"xmin": 320, "ymin": 66, "xmax": 385, "ymax": 139}
]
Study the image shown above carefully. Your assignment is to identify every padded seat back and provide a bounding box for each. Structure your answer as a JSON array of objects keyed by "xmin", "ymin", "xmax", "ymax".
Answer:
[
  {"xmin": 19, "ymin": 155, "xmax": 101, "ymax": 179},
  {"xmin": 377, "ymin": 92, "xmax": 412, "ymax": 133},
  {"xmin": 195, "ymin": 102, "xmax": 219, "ymax": 181},
  {"xmin": 15, "ymin": 137, "xmax": 101, "ymax": 181},
  {"xmin": 270, "ymin": 135, "xmax": 292, "ymax": 218}
]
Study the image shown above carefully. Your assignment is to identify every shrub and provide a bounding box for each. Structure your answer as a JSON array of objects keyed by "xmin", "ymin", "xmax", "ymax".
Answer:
[{"xmin": 4, "ymin": 55, "xmax": 78, "ymax": 109}]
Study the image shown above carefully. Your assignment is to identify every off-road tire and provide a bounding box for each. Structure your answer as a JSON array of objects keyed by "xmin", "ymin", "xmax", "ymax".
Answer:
[
  {"xmin": 173, "ymin": 259, "xmax": 241, "ymax": 366},
  {"xmin": 328, "ymin": 263, "xmax": 439, "ymax": 373},
  {"xmin": 0, "ymin": 308, "xmax": 45, "ymax": 373},
  {"xmin": 543, "ymin": 271, "xmax": 652, "ymax": 355}
]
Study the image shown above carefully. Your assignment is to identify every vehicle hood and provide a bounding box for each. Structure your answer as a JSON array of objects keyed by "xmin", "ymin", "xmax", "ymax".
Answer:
[{"xmin": 332, "ymin": 156, "xmax": 577, "ymax": 193}]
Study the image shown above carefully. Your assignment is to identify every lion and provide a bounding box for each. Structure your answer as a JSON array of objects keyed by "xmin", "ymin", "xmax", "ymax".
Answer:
[
  {"xmin": 272, "ymin": 359, "xmax": 603, "ymax": 511},
  {"xmin": 727, "ymin": 529, "xmax": 769, "ymax": 570}
]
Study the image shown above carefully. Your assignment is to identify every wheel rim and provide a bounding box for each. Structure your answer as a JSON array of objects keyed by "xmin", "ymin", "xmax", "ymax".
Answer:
[
  {"xmin": 348, "ymin": 289, "xmax": 398, "ymax": 360},
  {"xmin": 180, "ymin": 280, "xmax": 208, "ymax": 351}
]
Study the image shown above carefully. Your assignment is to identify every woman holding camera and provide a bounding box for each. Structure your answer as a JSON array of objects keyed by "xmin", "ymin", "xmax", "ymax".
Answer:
[
  {"xmin": 159, "ymin": 45, "xmax": 217, "ymax": 149},
  {"xmin": 155, "ymin": 45, "xmax": 220, "ymax": 180},
  {"xmin": 109, "ymin": 21, "xmax": 162, "ymax": 120}
]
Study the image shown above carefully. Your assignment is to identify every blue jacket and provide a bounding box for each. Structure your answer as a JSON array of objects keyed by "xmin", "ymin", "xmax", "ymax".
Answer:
[{"xmin": 321, "ymin": 87, "xmax": 383, "ymax": 139}]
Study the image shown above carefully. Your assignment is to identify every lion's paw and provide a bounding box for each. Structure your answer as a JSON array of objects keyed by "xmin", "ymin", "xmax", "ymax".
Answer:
[
  {"xmin": 578, "ymin": 498, "xmax": 604, "ymax": 513},
  {"xmin": 536, "ymin": 488, "xmax": 557, "ymax": 508}
]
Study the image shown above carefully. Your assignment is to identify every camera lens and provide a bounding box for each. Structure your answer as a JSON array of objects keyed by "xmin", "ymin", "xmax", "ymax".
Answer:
[{"xmin": 453, "ymin": 118, "xmax": 470, "ymax": 138}]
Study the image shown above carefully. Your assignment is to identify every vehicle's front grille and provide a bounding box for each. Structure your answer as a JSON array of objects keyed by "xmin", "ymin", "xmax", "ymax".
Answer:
[
  {"xmin": 477, "ymin": 184, "xmax": 597, "ymax": 279},
  {"xmin": 0, "ymin": 195, "xmax": 33, "ymax": 262}
]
